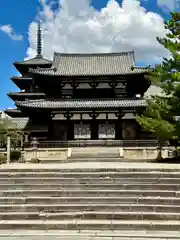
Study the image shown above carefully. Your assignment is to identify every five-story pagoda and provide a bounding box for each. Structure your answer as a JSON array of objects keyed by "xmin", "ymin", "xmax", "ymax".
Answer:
[{"xmin": 5, "ymin": 23, "xmax": 154, "ymax": 146}]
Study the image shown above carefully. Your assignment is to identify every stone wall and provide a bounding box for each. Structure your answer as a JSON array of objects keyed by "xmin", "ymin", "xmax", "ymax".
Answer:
[
  {"xmin": 122, "ymin": 147, "xmax": 169, "ymax": 160},
  {"xmin": 23, "ymin": 148, "xmax": 70, "ymax": 162},
  {"xmin": 23, "ymin": 147, "xmax": 170, "ymax": 162}
]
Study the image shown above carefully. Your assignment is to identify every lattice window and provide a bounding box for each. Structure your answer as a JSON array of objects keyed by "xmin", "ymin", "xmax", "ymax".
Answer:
[{"xmin": 74, "ymin": 123, "xmax": 91, "ymax": 139}]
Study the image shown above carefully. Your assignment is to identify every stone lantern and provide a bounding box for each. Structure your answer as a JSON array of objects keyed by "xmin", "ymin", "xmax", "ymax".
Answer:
[{"xmin": 30, "ymin": 137, "xmax": 39, "ymax": 163}]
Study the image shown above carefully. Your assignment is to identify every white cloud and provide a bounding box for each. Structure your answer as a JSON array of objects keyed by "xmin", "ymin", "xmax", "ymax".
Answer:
[
  {"xmin": 26, "ymin": 0, "xmax": 169, "ymax": 64},
  {"xmin": 0, "ymin": 24, "xmax": 23, "ymax": 41}
]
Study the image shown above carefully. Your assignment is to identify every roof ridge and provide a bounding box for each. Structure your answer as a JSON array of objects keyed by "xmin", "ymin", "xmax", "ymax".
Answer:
[{"xmin": 54, "ymin": 51, "xmax": 134, "ymax": 57}]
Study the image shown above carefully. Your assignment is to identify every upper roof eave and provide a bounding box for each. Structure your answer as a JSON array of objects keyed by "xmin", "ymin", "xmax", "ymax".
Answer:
[{"xmin": 13, "ymin": 56, "xmax": 52, "ymax": 66}]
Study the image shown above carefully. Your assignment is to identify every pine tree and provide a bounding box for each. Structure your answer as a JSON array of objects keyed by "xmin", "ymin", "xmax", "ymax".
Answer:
[{"xmin": 137, "ymin": 12, "xmax": 180, "ymax": 157}]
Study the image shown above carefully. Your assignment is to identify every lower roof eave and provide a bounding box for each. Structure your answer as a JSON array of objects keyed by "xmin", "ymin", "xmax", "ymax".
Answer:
[
  {"xmin": 4, "ymin": 109, "xmax": 27, "ymax": 118},
  {"xmin": 15, "ymin": 99, "xmax": 147, "ymax": 110}
]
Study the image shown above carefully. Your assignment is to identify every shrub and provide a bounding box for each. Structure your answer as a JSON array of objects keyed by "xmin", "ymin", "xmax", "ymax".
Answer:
[
  {"xmin": 30, "ymin": 158, "xmax": 40, "ymax": 163},
  {"xmin": 0, "ymin": 153, "xmax": 7, "ymax": 164}
]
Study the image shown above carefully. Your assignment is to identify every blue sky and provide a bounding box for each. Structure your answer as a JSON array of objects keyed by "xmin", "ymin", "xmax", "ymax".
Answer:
[{"xmin": 0, "ymin": 0, "xmax": 179, "ymax": 110}]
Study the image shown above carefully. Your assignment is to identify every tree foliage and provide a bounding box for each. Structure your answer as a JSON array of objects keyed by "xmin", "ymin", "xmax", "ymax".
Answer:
[
  {"xmin": 137, "ymin": 12, "xmax": 180, "ymax": 146},
  {"xmin": 0, "ymin": 113, "xmax": 22, "ymax": 148},
  {"xmin": 136, "ymin": 96, "xmax": 175, "ymax": 142}
]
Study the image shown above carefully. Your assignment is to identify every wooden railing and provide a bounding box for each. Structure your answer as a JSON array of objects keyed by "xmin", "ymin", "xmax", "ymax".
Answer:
[{"xmin": 23, "ymin": 139, "xmax": 163, "ymax": 148}]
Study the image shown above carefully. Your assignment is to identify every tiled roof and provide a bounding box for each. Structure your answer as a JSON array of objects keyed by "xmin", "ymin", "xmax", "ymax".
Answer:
[
  {"xmin": 29, "ymin": 51, "xmax": 151, "ymax": 76},
  {"xmin": 16, "ymin": 99, "xmax": 147, "ymax": 109},
  {"xmin": 144, "ymin": 85, "xmax": 165, "ymax": 98},
  {"xmin": 11, "ymin": 118, "xmax": 29, "ymax": 130},
  {"xmin": 6, "ymin": 118, "xmax": 47, "ymax": 131}
]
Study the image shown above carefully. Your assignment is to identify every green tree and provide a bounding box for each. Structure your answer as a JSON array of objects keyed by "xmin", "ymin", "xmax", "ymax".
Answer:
[
  {"xmin": 137, "ymin": 12, "xmax": 180, "ymax": 158},
  {"xmin": 136, "ymin": 96, "xmax": 175, "ymax": 159},
  {"xmin": 0, "ymin": 113, "xmax": 21, "ymax": 149},
  {"xmin": 151, "ymin": 12, "xmax": 180, "ymax": 93}
]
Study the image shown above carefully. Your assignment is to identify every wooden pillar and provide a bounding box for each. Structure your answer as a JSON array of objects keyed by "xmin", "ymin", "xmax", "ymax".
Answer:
[
  {"xmin": 24, "ymin": 133, "xmax": 29, "ymax": 143},
  {"xmin": 47, "ymin": 113, "xmax": 54, "ymax": 140},
  {"xmin": 115, "ymin": 111, "xmax": 124, "ymax": 140},
  {"xmin": 89, "ymin": 111, "xmax": 99, "ymax": 140},
  {"xmin": 64, "ymin": 112, "xmax": 74, "ymax": 140}
]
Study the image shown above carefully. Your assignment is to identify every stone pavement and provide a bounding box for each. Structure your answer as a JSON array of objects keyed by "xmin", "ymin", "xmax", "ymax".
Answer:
[
  {"xmin": 1, "ymin": 162, "xmax": 180, "ymax": 169},
  {"xmin": 0, "ymin": 230, "xmax": 180, "ymax": 239}
]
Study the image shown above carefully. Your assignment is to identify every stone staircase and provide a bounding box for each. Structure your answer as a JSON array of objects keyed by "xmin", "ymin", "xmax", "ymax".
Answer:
[
  {"xmin": 0, "ymin": 162, "xmax": 180, "ymax": 239},
  {"xmin": 70, "ymin": 147, "xmax": 121, "ymax": 158}
]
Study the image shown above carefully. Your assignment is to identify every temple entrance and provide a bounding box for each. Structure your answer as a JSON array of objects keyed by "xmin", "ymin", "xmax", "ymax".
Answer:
[{"xmin": 49, "ymin": 119, "xmax": 138, "ymax": 141}]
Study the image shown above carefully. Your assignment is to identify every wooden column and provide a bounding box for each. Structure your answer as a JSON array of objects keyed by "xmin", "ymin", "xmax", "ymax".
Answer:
[
  {"xmin": 64, "ymin": 112, "xmax": 74, "ymax": 140},
  {"xmin": 89, "ymin": 111, "xmax": 99, "ymax": 140},
  {"xmin": 48, "ymin": 113, "xmax": 54, "ymax": 140},
  {"xmin": 115, "ymin": 111, "xmax": 124, "ymax": 140}
]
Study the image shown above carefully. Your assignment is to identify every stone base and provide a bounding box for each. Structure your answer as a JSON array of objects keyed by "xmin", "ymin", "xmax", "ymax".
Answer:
[
  {"xmin": 123, "ymin": 147, "xmax": 169, "ymax": 160},
  {"xmin": 23, "ymin": 147, "xmax": 169, "ymax": 162},
  {"xmin": 23, "ymin": 148, "xmax": 70, "ymax": 162}
]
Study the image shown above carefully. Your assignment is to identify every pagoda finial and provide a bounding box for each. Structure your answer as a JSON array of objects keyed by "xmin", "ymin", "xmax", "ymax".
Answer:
[{"xmin": 36, "ymin": 21, "xmax": 42, "ymax": 57}]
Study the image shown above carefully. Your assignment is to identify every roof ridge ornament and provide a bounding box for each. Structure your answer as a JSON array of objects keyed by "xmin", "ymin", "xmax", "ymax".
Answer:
[{"xmin": 36, "ymin": 21, "xmax": 42, "ymax": 58}]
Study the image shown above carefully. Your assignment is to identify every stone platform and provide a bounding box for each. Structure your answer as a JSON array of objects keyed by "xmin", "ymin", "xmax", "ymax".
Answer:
[{"xmin": 23, "ymin": 146, "xmax": 170, "ymax": 162}]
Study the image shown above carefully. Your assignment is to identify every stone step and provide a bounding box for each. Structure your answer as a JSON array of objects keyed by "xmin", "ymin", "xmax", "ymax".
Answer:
[
  {"xmin": 70, "ymin": 154, "xmax": 120, "ymax": 158},
  {"xmin": 67, "ymin": 158, "xmax": 121, "ymax": 160},
  {"xmin": 1, "ymin": 166, "xmax": 180, "ymax": 173},
  {"xmin": 0, "ymin": 183, "xmax": 179, "ymax": 191},
  {"xmin": 0, "ymin": 203, "xmax": 179, "ymax": 213},
  {"xmin": 0, "ymin": 219, "xmax": 179, "ymax": 231},
  {"xmin": 70, "ymin": 147, "xmax": 120, "ymax": 157},
  {"xmin": 0, "ymin": 189, "xmax": 177, "ymax": 197},
  {"xmin": 1, "ymin": 177, "xmax": 180, "ymax": 184},
  {"xmin": 0, "ymin": 236, "xmax": 178, "ymax": 240},
  {"xmin": 1, "ymin": 211, "xmax": 180, "ymax": 221},
  {"xmin": 0, "ymin": 230, "xmax": 179, "ymax": 239},
  {"xmin": 0, "ymin": 196, "xmax": 179, "ymax": 205},
  {"xmin": 1, "ymin": 172, "xmax": 180, "ymax": 178},
  {"xmin": 40, "ymin": 158, "xmax": 123, "ymax": 164}
]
